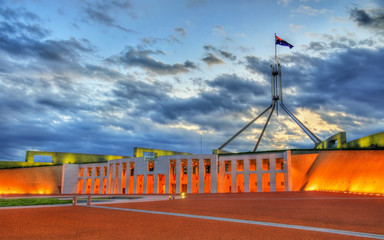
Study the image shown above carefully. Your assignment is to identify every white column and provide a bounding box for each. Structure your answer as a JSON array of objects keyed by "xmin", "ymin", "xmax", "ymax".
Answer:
[
  {"xmin": 105, "ymin": 165, "xmax": 110, "ymax": 194},
  {"xmin": 117, "ymin": 163, "xmax": 122, "ymax": 194},
  {"xmin": 176, "ymin": 158, "xmax": 181, "ymax": 194},
  {"xmin": 257, "ymin": 158, "xmax": 263, "ymax": 192},
  {"xmin": 231, "ymin": 159, "xmax": 236, "ymax": 193},
  {"xmin": 210, "ymin": 156, "xmax": 218, "ymax": 193},
  {"xmin": 270, "ymin": 157, "xmax": 276, "ymax": 192},
  {"xmin": 143, "ymin": 174, "xmax": 147, "ymax": 194},
  {"xmin": 244, "ymin": 159, "xmax": 249, "ymax": 193},
  {"xmin": 284, "ymin": 150, "xmax": 292, "ymax": 191},
  {"xmin": 109, "ymin": 164, "xmax": 114, "ymax": 194},
  {"xmin": 154, "ymin": 171, "xmax": 158, "ymax": 194},
  {"xmin": 198, "ymin": 158, "xmax": 204, "ymax": 193},
  {"xmin": 125, "ymin": 162, "xmax": 130, "ymax": 195},
  {"xmin": 187, "ymin": 158, "xmax": 192, "ymax": 194},
  {"xmin": 165, "ymin": 160, "xmax": 170, "ymax": 194},
  {"xmin": 82, "ymin": 176, "xmax": 87, "ymax": 194},
  {"xmin": 90, "ymin": 178, "xmax": 95, "ymax": 194}
]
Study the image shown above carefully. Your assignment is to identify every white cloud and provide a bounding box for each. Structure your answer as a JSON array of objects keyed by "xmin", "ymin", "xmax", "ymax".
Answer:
[
  {"xmin": 290, "ymin": 24, "xmax": 303, "ymax": 32},
  {"xmin": 277, "ymin": 0, "xmax": 291, "ymax": 7},
  {"xmin": 296, "ymin": 4, "xmax": 327, "ymax": 16},
  {"xmin": 213, "ymin": 25, "xmax": 226, "ymax": 35}
]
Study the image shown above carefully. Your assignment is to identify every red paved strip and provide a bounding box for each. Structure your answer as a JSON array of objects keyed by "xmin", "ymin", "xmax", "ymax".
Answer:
[
  {"xmin": 100, "ymin": 192, "xmax": 384, "ymax": 235},
  {"xmin": 0, "ymin": 192, "xmax": 382, "ymax": 239},
  {"xmin": 0, "ymin": 206, "xmax": 374, "ymax": 240}
]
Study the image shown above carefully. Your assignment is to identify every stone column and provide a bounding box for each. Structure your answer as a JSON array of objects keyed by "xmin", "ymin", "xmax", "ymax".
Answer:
[
  {"xmin": 231, "ymin": 159, "xmax": 237, "ymax": 193},
  {"xmin": 244, "ymin": 159, "xmax": 249, "ymax": 193},
  {"xmin": 187, "ymin": 158, "xmax": 192, "ymax": 194},
  {"xmin": 257, "ymin": 158, "xmax": 263, "ymax": 192},
  {"xmin": 109, "ymin": 164, "xmax": 114, "ymax": 194},
  {"xmin": 176, "ymin": 158, "xmax": 181, "ymax": 194},
  {"xmin": 90, "ymin": 177, "xmax": 95, "ymax": 194},
  {"xmin": 117, "ymin": 163, "xmax": 122, "ymax": 194},
  {"xmin": 105, "ymin": 165, "xmax": 110, "ymax": 194},
  {"xmin": 82, "ymin": 176, "xmax": 87, "ymax": 194},
  {"xmin": 210, "ymin": 156, "xmax": 218, "ymax": 193},
  {"xmin": 125, "ymin": 162, "xmax": 130, "ymax": 195},
  {"xmin": 165, "ymin": 159, "xmax": 170, "ymax": 194},
  {"xmin": 284, "ymin": 150, "xmax": 292, "ymax": 191},
  {"xmin": 198, "ymin": 158, "xmax": 204, "ymax": 193},
  {"xmin": 270, "ymin": 157, "xmax": 276, "ymax": 192},
  {"xmin": 143, "ymin": 174, "xmax": 147, "ymax": 194},
  {"xmin": 153, "ymin": 171, "xmax": 158, "ymax": 194}
]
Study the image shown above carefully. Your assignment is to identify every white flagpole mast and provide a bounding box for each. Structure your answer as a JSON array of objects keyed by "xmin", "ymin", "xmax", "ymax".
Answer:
[{"xmin": 275, "ymin": 33, "xmax": 277, "ymax": 65}]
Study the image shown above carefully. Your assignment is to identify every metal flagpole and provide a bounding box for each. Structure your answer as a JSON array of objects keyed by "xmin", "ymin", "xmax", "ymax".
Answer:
[
  {"xmin": 216, "ymin": 34, "xmax": 321, "ymax": 152},
  {"xmin": 275, "ymin": 33, "xmax": 277, "ymax": 65}
]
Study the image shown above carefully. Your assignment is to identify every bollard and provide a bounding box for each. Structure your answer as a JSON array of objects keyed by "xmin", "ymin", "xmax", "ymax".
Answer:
[
  {"xmin": 87, "ymin": 195, "xmax": 91, "ymax": 206},
  {"xmin": 73, "ymin": 196, "xmax": 77, "ymax": 206}
]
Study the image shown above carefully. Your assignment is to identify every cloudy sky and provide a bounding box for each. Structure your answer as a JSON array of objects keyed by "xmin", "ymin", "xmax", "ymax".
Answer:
[{"xmin": 1, "ymin": 0, "xmax": 383, "ymax": 161}]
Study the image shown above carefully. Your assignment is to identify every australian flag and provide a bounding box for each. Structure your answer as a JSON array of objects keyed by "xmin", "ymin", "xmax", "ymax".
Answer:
[{"xmin": 275, "ymin": 35, "xmax": 294, "ymax": 49}]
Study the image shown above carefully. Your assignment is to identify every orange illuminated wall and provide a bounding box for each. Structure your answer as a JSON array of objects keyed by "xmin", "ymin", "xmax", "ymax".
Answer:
[
  {"xmin": 224, "ymin": 174, "xmax": 231, "ymax": 193},
  {"xmin": 180, "ymin": 160, "xmax": 188, "ymax": 193},
  {"xmin": 275, "ymin": 173, "xmax": 285, "ymax": 192},
  {"xmin": 236, "ymin": 174, "xmax": 244, "ymax": 193},
  {"xmin": 262, "ymin": 173, "xmax": 270, "ymax": 192},
  {"xmin": 169, "ymin": 160, "xmax": 176, "ymax": 194},
  {"xmin": 192, "ymin": 160, "xmax": 199, "ymax": 193},
  {"xmin": 94, "ymin": 178, "xmax": 100, "ymax": 194},
  {"xmin": 77, "ymin": 179, "xmax": 83, "ymax": 194},
  {"xmin": 291, "ymin": 153, "xmax": 319, "ymax": 191},
  {"xmin": 249, "ymin": 174, "xmax": 257, "ymax": 192},
  {"xmin": 204, "ymin": 160, "xmax": 211, "ymax": 193},
  {"xmin": 136, "ymin": 175, "xmax": 143, "ymax": 194},
  {"xmin": 157, "ymin": 174, "xmax": 165, "ymax": 194},
  {"xmin": 121, "ymin": 163, "xmax": 127, "ymax": 194},
  {"xmin": 0, "ymin": 165, "xmax": 63, "ymax": 194},
  {"xmin": 147, "ymin": 174, "xmax": 154, "ymax": 194},
  {"xmin": 305, "ymin": 150, "xmax": 384, "ymax": 194}
]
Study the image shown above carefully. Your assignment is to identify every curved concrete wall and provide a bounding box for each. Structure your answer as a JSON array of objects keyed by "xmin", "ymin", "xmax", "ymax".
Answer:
[
  {"xmin": 305, "ymin": 150, "xmax": 384, "ymax": 194},
  {"xmin": 0, "ymin": 166, "xmax": 63, "ymax": 194}
]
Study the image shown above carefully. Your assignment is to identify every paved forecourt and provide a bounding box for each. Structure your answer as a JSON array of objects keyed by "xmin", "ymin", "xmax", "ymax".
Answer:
[{"xmin": 0, "ymin": 192, "xmax": 383, "ymax": 239}]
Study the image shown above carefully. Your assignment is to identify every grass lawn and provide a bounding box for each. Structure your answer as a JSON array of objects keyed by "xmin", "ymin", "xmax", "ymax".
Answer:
[{"xmin": 0, "ymin": 198, "xmax": 73, "ymax": 207}]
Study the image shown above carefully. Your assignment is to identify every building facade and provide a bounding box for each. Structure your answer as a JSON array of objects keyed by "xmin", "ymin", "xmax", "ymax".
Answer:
[{"xmin": 62, "ymin": 151, "xmax": 292, "ymax": 195}]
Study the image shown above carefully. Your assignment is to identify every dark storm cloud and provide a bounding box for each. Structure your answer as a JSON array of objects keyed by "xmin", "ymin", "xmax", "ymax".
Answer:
[
  {"xmin": 304, "ymin": 36, "xmax": 376, "ymax": 53},
  {"xmin": 0, "ymin": 6, "xmax": 49, "ymax": 39},
  {"xmin": 109, "ymin": 74, "xmax": 267, "ymax": 133},
  {"xmin": 0, "ymin": 6, "xmax": 40, "ymax": 22},
  {"xmin": 245, "ymin": 56, "xmax": 271, "ymax": 76},
  {"xmin": 174, "ymin": 27, "xmax": 186, "ymax": 37},
  {"xmin": 203, "ymin": 44, "xmax": 237, "ymax": 61},
  {"xmin": 84, "ymin": 7, "xmax": 133, "ymax": 33},
  {"xmin": 82, "ymin": 0, "xmax": 135, "ymax": 32},
  {"xmin": 82, "ymin": 64, "xmax": 126, "ymax": 81},
  {"xmin": 202, "ymin": 53, "xmax": 224, "ymax": 66},
  {"xmin": 218, "ymin": 50, "xmax": 236, "ymax": 61},
  {"xmin": 273, "ymin": 47, "xmax": 384, "ymax": 119},
  {"xmin": 350, "ymin": 7, "xmax": 384, "ymax": 30},
  {"xmin": 0, "ymin": 6, "xmax": 94, "ymax": 69},
  {"xmin": 107, "ymin": 48, "xmax": 197, "ymax": 75}
]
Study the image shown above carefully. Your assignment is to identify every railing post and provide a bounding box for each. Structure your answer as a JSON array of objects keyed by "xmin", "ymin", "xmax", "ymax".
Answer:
[{"xmin": 87, "ymin": 195, "xmax": 92, "ymax": 205}]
